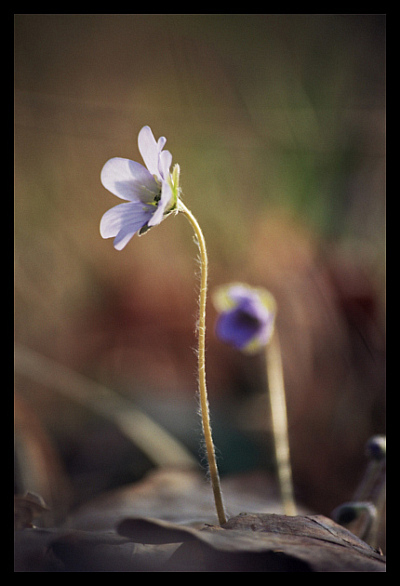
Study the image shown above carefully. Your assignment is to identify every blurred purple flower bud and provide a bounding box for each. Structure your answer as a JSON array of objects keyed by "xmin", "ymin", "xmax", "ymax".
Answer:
[
  {"xmin": 365, "ymin": 435, "xmax": 386, "ymax": 461},
  {"xmin": 213, "ymin": 283, "xmax": 277, "ymax": 354}
]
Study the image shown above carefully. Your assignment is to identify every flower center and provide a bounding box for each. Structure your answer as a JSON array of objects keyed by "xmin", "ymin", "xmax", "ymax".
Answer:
[{"xmin": 236, "ymin": 309, "xmax": 262, "ymax": 333}]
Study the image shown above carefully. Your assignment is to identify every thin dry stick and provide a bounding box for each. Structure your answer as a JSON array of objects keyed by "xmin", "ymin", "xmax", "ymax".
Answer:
[
  {"xmin": 265, "ymin": 329, "xmax": 296, "ymax": 516},
  {"xmin": 178, "ymin": 200, "xmax": 227, "ymax": 525}
]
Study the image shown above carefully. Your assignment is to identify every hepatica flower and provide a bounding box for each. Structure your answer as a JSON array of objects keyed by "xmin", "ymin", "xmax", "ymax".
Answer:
[
  {"xmin": 213, "ymin": 283, "xmax": 277, "ymax": 354},
  {"xmin": 99, "ymin": 125, "xmax": 227, "ymax": 524},
  {"xmin": 100, "ymin": 126, "xmax": 180, "ymax": 250}
]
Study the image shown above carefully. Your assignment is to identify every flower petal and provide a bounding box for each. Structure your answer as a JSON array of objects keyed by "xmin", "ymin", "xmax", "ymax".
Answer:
[
  {"xmin": 147, "ymin": 181, "xmax": 173, "ymax": 226},
  {"xmin": 101, "ymin": 157, "xmax": 159, "ymax": 202},
  {"xmin": 112, "ymin": 225, "xmax": 142, "ymax": 251},
  {"xmin": 158, "ymin": 149, "xmax": 172, "ymax": 180},
  {"xmin": 138, "ymin": 126, "xmax": 166, "ymax": 178},
  {"xmin": 215, "ymin": 307, "xmax": 261, "ymax": 350},
  {"xmin": 100, "ymin": 201, "xmax": 153, "ymax": 249}
]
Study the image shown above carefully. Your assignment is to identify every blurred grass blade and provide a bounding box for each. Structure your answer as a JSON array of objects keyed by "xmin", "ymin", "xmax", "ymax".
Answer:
[{"xmin": 14, "ymin": 344, "xmax": 197, "ymax": 469}]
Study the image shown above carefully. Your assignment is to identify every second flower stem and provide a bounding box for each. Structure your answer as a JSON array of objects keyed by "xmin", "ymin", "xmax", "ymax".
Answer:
[
  {"xmin": 265, "ymin": 329, "xmax": 297, "ymax": 516},
  {"xmin": 178, "ymin": 200, "xmax": 227, "ymax": 525}
]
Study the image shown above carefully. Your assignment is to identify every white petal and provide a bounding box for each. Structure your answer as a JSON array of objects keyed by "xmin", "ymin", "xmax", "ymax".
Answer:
[
  {"xmin": 112, "ymin": 226, "xmax": 140, "ymax": 250},
  {"xmin": 158, "ymin": 150, "xmax": 172, "ymax": 180},
  {"xmin": 101, "ymin": 157, "xmax": 158, "ymax": 202},
  {"xmin": 100, "ymin": 201, "xmax": 152, "ymax": 240},
  {"xmin": 147, "ymin": 181, "xmax": 173, "ymax": 227},
  {"xmin": 138, "ymin": 126, "xmax": 166, "ymax": 178}
]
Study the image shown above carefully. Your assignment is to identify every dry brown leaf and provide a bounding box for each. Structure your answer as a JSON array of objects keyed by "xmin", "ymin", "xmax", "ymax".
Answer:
[
  {"xmin": 117, "ymin": 513, "xmax": 386, "ymax": 572},
  {"xmin": 15, "ymin": 470, "xmax": 386, "ymax": 571},
  {"xmin": 14, "ymin": 492, "xmax": 49, "ymax": 530}
]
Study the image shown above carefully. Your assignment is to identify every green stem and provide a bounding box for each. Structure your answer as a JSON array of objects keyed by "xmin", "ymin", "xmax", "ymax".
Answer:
[
  {"xmin": 265, "ymin": 330, "xmax": 296, "ymax": 516},
  {"xmin": 178, "ymin": 200, "xmax": 227, "ymax": 525}
]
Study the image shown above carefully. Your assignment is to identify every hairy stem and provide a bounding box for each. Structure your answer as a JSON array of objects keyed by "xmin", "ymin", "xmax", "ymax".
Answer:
[{"xmin": 178, "ymin": 200, "xmax": 227, "ymax": 525}]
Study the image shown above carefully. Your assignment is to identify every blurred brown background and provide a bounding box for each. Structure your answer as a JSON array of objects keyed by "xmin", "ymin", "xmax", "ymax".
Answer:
[{"xmin": 14, "ymin": 14, "xmax": 385, "ymax": 521}]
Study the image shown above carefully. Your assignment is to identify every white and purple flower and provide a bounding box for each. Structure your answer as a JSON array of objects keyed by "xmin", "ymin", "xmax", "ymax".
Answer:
[
  {"xmin": 100, "ymin": 126, "xmax": 180, "ymax": 250},
  {"xmin": 213, "ymin": 283, "xmax": 277, "ymax": 354}
]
